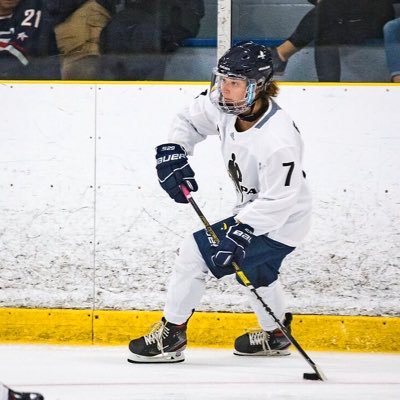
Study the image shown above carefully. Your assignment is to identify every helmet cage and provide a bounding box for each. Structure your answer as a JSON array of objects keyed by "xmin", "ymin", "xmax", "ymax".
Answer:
[{"xmin": 210, "ymin": 69, "xmax": 265, "ymax": 115}]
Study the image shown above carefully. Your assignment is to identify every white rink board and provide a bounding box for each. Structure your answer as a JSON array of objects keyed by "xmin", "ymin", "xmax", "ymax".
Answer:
[
  {"xmin": 0, "ymin": 82, "xmax": 399, "ymax": 315},
  {"xmin": 0, "ymin": 84, "xmax": 96, "ymax": 308}
]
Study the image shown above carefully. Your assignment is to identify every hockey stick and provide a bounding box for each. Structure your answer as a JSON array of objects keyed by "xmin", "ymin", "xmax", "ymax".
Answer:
[{"xmin": 179, "ymin": 184, "xmax": 327, "ymax": 381}]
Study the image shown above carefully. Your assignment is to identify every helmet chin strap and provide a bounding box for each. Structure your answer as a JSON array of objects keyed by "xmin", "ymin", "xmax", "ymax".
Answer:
[{"xmin": 238, "ymin": 96, "xmax": 269, "ymax": 122}]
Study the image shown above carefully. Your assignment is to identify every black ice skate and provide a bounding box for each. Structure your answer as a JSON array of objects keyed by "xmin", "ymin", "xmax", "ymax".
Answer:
[
  {"xmin": 128, "ymin": 318, "xmax": 187, "ymax": 363},
  {"xmin": 234, "ymin": 313, "xmax": 293, "ymax": 356},
  {"xmin": 8, "ymin": 388, "xmax": 44, "ymax": 400}
]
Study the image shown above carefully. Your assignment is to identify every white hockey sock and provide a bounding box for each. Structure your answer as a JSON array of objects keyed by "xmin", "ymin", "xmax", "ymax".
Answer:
[
  {"xmin": 246, "ymin": 279, "xmax": 286, "ymax": 331},
  {"xmin": 164, "ymin": 235, "xmax": 209, "ymax": 324}
]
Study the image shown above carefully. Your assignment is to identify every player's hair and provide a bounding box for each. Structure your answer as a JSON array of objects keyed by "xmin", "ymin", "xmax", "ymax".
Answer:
[{"xmin": 264, "ymin": 81, "xmax": 279, "ymax": 98}]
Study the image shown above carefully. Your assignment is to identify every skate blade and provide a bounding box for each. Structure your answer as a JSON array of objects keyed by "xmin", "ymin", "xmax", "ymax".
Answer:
[
  {"xmin": 127, "ymin": 352, "xmax": 185, "ymax": 364},
  {"xmin": 233, "ymin": 349, "xmax": 291, "ymax": 357}
]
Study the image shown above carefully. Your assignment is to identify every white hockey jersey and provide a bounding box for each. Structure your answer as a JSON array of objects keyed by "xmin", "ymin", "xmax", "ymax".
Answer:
[{"xmin": 168, "ymin": 91, "xmax": 312, "ymax": 247}]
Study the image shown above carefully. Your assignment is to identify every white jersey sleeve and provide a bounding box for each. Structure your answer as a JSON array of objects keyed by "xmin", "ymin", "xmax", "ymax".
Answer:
[{"xmin": 167, "ymin": 90, "xmax": 220, "ymax": 155}]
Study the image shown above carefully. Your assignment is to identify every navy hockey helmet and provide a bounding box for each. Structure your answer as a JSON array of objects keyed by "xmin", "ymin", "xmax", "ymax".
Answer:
[{"xmin": 210, "ymin": 41, "xmax": 274, "ymax": 115}]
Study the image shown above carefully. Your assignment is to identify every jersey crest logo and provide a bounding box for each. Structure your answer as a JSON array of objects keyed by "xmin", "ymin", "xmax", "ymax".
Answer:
[
  {"xmin": 228, "ymin": 153, "xmax": 243, "ymax": 200},
  {"xmin": 228, "ymin": 153, "xmax": 258, "ymax": 201}
]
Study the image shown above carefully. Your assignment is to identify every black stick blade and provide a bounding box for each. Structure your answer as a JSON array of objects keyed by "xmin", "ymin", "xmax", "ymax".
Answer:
[{"xmin": 303, "ymin": 372, "xmax": 324, "ymax": 381}]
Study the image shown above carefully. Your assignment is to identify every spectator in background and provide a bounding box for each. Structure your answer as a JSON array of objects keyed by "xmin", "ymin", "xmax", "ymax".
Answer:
[
  {"xmin": 271, "ymin": 0, "xmax": 394, "ymax": 81},
  {"xmin": 99, "ymin": 0, "xmax": 205, "ymax": 80},
  {"xmin": 46, "ymin": 0, "xmax": 117, "ymax": 80},
  {"xmin": 0, "ymin": 0, "xmax": 60, "ymax": 79},
  {"xmin": 1, "ymin": 380, "xmax": 43, "ymax": 400},
  {"xmin": 383, "ymin": 17, "xmax": 400, "ymax": 82}
]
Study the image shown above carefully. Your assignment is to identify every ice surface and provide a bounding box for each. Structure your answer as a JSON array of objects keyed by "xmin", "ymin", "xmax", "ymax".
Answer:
[{"xmin": 0, "ymin": 345, "xmax": 399, "ymax": 400}]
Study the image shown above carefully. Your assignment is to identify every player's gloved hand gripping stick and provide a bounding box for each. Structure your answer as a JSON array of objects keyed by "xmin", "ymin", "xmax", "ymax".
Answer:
[
  {"xmin": 179, "ymin": 184, "xmax": 327, "ymax": 382},
  {"xmin": 156, "ymin": 143, "xmax": 198, "ymax": 203},
  {"xmin": 212, "ymin": 221, "xmax": 254, "ymax": 268}
]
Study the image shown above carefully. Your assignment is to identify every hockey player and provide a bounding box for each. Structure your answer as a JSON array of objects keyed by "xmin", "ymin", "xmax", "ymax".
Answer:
[
  {"xmin": 0, "ymin": 0, "xmax": 60, "ymax": 79},
  {"xmin": 0, "ymin": 381, "xmax": 43, "ymax": 400},
  {"xmin": 128, "ymin": 41, "xmax": 312, "ymax": 363}
]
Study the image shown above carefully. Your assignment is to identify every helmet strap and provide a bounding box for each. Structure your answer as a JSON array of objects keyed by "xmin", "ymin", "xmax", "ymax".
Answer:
[{"xmin": 238, "ymin": 96, "xmax": 269, "ymax": 122}]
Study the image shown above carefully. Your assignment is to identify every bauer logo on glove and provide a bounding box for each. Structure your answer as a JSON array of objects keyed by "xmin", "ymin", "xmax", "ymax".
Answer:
[
  {"xmin": 231, "ymin": 228, "xmax": 253, "ymax": 242},
  {"xmin": 212, "ymin": 221, "xmax": 254, "ymax": 267},
  {"xmin": 156, "ymin": 144, "xmax": 188, "ymax": 164}
]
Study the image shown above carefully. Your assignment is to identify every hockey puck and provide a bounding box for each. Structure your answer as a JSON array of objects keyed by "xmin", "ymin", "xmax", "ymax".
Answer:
[{"xmin": 303, "ymin": 372, "xmax": 322, "ymax": 381}]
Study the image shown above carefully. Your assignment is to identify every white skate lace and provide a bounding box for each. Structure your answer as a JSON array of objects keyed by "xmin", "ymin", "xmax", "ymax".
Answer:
[
  {"xmin": 143, "ymin": 321, "xmax": 170, "ymax": 354},
  {"xmin": 248, "ymin": 330, "xmax": 271, "ymax": 352}
]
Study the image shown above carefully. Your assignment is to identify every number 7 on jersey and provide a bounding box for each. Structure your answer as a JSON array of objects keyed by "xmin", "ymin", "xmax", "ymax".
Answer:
[{"xmin": 282, "ymin": 162, "xmax": 295, "ymax": 186}]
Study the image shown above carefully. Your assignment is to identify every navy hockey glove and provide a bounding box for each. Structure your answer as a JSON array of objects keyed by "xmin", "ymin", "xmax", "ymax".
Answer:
[
  {"xmin": 155, "ymin": 143, "xmax": 198, "ymax": 203},
  {"xmin": 212, "ymin": 222, "xmax": 254, "ymax": 267}
]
